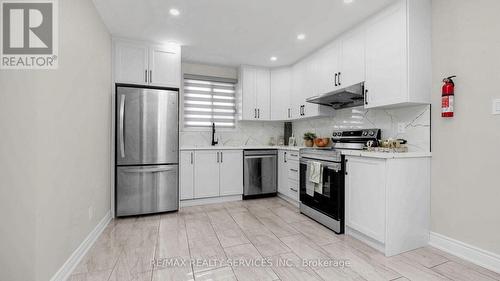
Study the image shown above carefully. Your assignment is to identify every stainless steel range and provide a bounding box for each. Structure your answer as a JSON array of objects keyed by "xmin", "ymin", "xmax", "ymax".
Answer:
[
  {"xmin": 299, "ymin": 129, "xmax": 382, "ymax": 234},
  {"xmin": 299, "ymin": 148, "xmax": 344, "ymax": 234}
]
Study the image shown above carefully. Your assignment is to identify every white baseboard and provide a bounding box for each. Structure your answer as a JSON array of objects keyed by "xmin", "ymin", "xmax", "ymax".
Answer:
[
  {"xmin": 180, "ymin": 195, "xmax": 242, "ymax": 207},
  {"xmin": 50, "ymin": 211, "xmax": 112, "ymax": 281},
  {"xmin": 429, "ymin": 232, "xmax": 500, "ymax": 274}
]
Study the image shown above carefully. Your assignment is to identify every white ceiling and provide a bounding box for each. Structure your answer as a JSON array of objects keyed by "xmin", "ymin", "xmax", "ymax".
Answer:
[{"xmin": 93, "ymin": 0, "xmax": 395, "ymax": 67}]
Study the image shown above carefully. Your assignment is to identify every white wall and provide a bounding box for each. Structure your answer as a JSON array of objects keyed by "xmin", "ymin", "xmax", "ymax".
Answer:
[
  {"xmin": 431, "ymin": 0, "xmax": 500, "ymax": 255},
  {"xmin": 0, "ymin": 0, "xmax": 112, "ymax": 280}
]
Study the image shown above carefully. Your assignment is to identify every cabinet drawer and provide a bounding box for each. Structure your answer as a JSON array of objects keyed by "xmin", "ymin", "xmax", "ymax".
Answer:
[
  {"xmin": 287, "ymin": 151, "xmax": 300, "ymax": 161},
  {"xmin": 287, "ymin": 179, "xmax": 299, "ymax": 201},
  {"xmin": 287, "ymin": 160, "xmax": 299, "ymax": 181}
]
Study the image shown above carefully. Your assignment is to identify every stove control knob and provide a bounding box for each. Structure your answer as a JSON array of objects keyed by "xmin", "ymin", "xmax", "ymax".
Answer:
[
  {"xmin": 362, "ymin": 131, "xmax": 368, "ymax": 136},
  {"xmin": 369, "ymin": 131, "xmax": 375, "ymax": 136}
]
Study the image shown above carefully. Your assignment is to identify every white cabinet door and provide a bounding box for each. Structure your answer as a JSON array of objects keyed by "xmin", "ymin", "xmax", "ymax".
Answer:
[
  {"xmin": 317, "ymin": 41, "xmax": 340, "ymax": 95},
  {"xmin": 291, "ymin": 62, "xmax": 306, "ymax": 119},
  {"xmin": 365, "ymin": 1, "xmax": 407, "ymax": 108},
  {"xmin": 255, "ymin": 68, "xmax": 271, "ymax": 120},
  {"xmin": 277, "ymin": 150, "xmax": 288, "ymax": 195},
  {"xmin": 270, "ymin": 68, "xmax": 292, "ymax": 120},
  {"xmin": 194, "ymin": 150, "xmax": 220, "ymax": 198},
  {"xmin": 302, "ymin": 55, "xmax": 320, "ymax": 118},
  {"xmin": 345, "ymin": 156, "xmax": 386, "ymax": 242},
  {"xmin": 114, "ymin": 41, "xmax": 149, "ymax": 84},
  {"xmin": 240, "ymin": 66, "xmax": 257, "ymax": 120},
  {"xmin": 149, "ymin": 45, "xmax": 181, "ymax": 87},
  {"xmin": 180, "ymin": 151, "xmax": 194, "ymax": 200},
  {"xmin": 219, "ymin": 150, "xmax": 243, "ymax": 196},
  {"xmin": 340, "ymin": 29, "xmax": 365, "ymax": 88}
]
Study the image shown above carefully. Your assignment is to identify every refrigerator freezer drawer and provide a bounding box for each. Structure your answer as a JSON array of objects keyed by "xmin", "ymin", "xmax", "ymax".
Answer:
[{"xmin": 116, "ymin": 165, "xmax": 178, "ymax": 216}]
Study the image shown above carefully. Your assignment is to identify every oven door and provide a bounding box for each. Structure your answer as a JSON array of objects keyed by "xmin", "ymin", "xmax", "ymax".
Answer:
[{"xmin": 299, "ymin": 158, "xmax": 344, "ymax": 221}]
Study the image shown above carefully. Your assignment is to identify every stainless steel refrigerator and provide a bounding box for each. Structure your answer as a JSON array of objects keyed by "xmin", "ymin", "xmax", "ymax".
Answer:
[{"xmin": 115, "ymin": 85, "xmax": 179, "ymax": 216}]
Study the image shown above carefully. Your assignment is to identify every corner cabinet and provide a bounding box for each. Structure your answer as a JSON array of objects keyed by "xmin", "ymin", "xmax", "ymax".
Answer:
[
  {"xmin": 238, "ymin": 66, "xmax": 271, "ymax": 120},
  {"xmin": 344, "ymin": 155, "xmax": 431, "ymax": 256},
  {"xmin": 113, "ymin": 38, "xmax": 181, "ymax": 88},
  {"xmin": 180, "ymin": 150, "xmax": 243, "ymax": 201}
]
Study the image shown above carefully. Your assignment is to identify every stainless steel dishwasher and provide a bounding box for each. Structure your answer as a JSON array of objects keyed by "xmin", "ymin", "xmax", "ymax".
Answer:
[{"xmin": 243, "ymin": 150, "xmax": 278, "ymax": 199}]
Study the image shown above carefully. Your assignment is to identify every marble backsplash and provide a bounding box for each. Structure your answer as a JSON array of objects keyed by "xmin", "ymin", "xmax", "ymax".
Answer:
[
  {"xmin": 180, "ymin": 121, "xmax": 284, "ymax": 147},
  {"xmin": 180, "ymin": 105, "xmax": 431, "ymax": 152},
  {"xmin": 292, "ymin": 105, "xmax": 431, "ymax": 152}
]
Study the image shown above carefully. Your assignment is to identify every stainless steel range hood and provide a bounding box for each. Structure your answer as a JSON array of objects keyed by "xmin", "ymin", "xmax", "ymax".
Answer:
[{"xmin": 306, "ymin": 82, "xmax": 365, "ymax": 109}]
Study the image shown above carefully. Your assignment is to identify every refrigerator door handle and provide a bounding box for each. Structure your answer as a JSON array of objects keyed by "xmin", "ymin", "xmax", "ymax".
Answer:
[
  {"xmin": 121, "ymin": 167, "xmax": 176, "ymax": 173},
  {"xmin": 119, "ymin": 94, "xmax": 126, "ymax": 158}
]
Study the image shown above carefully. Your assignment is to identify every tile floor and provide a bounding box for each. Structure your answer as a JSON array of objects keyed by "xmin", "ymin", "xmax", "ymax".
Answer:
[{"xmin": 70, "ymin": 197, "xmax": 500, "ymax": 281}]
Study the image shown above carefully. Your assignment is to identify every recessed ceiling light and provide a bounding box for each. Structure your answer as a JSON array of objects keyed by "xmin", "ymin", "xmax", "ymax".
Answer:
[
  {"xmin": 297, "ymin": 34, "xmax": 306, "ymax": 40},
  {"xmin": 344, "ymin": 0, "xmax": 354, "ymax": 4},
  {"xmin": 270, "ymin": 56, "xmax": 277, "ymax": 61},
  {"xmin": 169, "ymin": 8, "xmax": 180, "ymax": 16}
]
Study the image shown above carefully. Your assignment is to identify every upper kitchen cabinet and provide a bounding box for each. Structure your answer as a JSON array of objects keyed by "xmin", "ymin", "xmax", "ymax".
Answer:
[
  {"xmin": 316, "ymin": 41, "xmax": 341, "ymax": 95},
  {"xmin": 114, "ymin": 40, "xmax": 149, "ymax": 85},
  {"xmin": 113, "ymin": 39, "xmax": 181, "ymax": 88},
  {"xmin": 364, "ymin": 0, "xmax": 431, "ymax": 108},
  {"xmin": 238, "ymin": 65, "xmax": 271, "ymax": 120},
  {"xmin": 339, "ymin": 28, "xmax": 366, "ymax": 88},
  {"xmin": 270, "ymin": 68, "xmax": 293, "ymax": 120}
]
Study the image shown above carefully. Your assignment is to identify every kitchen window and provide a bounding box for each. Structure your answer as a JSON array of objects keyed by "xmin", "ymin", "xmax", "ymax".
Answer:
[{"xmin": 183, "ymin": 74, "xmax": 237, "ymax": 129}]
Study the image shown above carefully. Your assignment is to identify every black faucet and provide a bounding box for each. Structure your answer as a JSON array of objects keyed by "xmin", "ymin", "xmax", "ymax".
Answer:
[{"xmin": 211, "ymin": 122, "xmax": 218, "ymax": 146}]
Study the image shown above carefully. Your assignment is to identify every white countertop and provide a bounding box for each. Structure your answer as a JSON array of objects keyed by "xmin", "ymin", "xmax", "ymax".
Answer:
[
  {"xmin": 180, "ymin": 146, "xmax": 431, "ymax": 158},
  {"xmin": 339, "ymin": 149, "xmax": 431, "ymax": 159},
  {"xmin": 180, "ymin": 145, "xmax": 302, "ymax": 151}
]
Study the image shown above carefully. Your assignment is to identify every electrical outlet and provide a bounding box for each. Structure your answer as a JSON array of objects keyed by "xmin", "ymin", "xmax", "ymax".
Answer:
[
  {"xmin": 88, "ymin": 206, "xmax": 94, "ymax": 221},
  {"xmin": 397, "ymin": 122, "xmax": 406, "ymax": 134}
]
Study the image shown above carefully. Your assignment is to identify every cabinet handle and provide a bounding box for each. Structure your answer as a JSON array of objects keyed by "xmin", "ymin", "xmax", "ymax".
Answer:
[
  {"xmin": 254, "ymin": 108, "xmax": 257, "ymax": 119},
  {"xmin": 190, "ymin": 152, "xmax": 193, "ymax": 164},
  {"xmin": 334, "ymin": 73, "xmax": 338, "ymax": 87},
  {"xmin": 338, "ymin": 72, "xmax": 341, "ymax": 86},
  {"xmin": 364, "ymin": 89, "xmax": 369, "ymax": 105},
  {"xmin": 145, "ymin": 70, "xmax": 148, "ymax": 83},
  {"xmin": 257, "ymin": 108, "xmax": 260, "ymax": 119},
  {"xmin": 220, "ymin": 151, "xmax": 223, "ymax": 163},
  {"xmin": 290, "ymin": 187, "xmax": 298, "ymax": 192},
  {"xmin": 290, "ymin": 154, "xmax": 298, "ymax": 157},
  {"xmin": 290, "ymin": 169, "xmax": 298, "ymax": 172},
  {"xmin": 217, "ymin": 152, "xmax": 219, "ymax": 163},
  {"xmin": 149, "ymin": 70, "xmax": 152, "ymax": 83},
  {"xmin": 284, "ymin": 152, "xmax": 287, "ymax": 163}
]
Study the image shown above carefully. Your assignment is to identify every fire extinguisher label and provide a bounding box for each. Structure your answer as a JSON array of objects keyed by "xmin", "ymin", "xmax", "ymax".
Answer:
[{"xmin": 442, "ymin": 96, "xmax": 454, "ymax": 117}]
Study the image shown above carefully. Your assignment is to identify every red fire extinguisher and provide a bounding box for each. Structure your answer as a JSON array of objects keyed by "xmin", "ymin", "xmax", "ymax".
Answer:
[{"xmin": 442, "ymin": 76, "xmax": 456, "ymax": 117}]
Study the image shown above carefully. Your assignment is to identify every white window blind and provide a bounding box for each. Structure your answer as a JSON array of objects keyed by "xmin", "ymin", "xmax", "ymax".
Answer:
[{"xmin": 183, "ymin": 74, "xmax": 237, "ymax": 128}]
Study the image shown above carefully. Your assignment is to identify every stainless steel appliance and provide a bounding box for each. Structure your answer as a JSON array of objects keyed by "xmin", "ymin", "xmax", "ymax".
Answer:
[
  {"xmin": 243, "ymin": 150, "xmax": 277, "ymax": 199},
  {"xmin": 299, "ymin": 148, "xmax": 344, "ymax": 234},
  {"xmin": 306, "ymin": 82, "xmax": 365, "ymax": 110},
  {"xmin": 332, "ymin": 129, "xmax": 381, "ymax": 150},
  {"xmin": 115, "ymin": 85, "xmax": 179, "ymax": 216}
]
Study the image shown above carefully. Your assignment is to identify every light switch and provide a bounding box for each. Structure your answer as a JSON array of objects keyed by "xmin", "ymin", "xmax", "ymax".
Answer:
[{"xmin": 493, "ymin": 99, "xmax": 500, "ymax": 115}]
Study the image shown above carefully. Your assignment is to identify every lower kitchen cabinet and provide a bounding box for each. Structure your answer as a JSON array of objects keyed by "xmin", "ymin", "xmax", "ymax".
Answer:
[
  {"xmin": 194, "ymin": 150, "xmax": 220, "ymax": 198},
  {"xmin": 219, "ymin": 150, "xmax": 244, "ymax": 196},
  {"xmin": 345, "ymin": 157, "xmax": 386, "ymax": 243},
  {"xmin": 180, "ymin": 151, "xmax": 194, "ymax": 200},
  {"xmin": 344, "ymin": 155, "xmax": 431, "ymax": 256},
  {"xmin": 277, "ymin": 150, "xmax": 300, "ymax": 202},
  {"xmin": 180, "ymin": 150, "xmax": 243, "ymax": 200}
]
